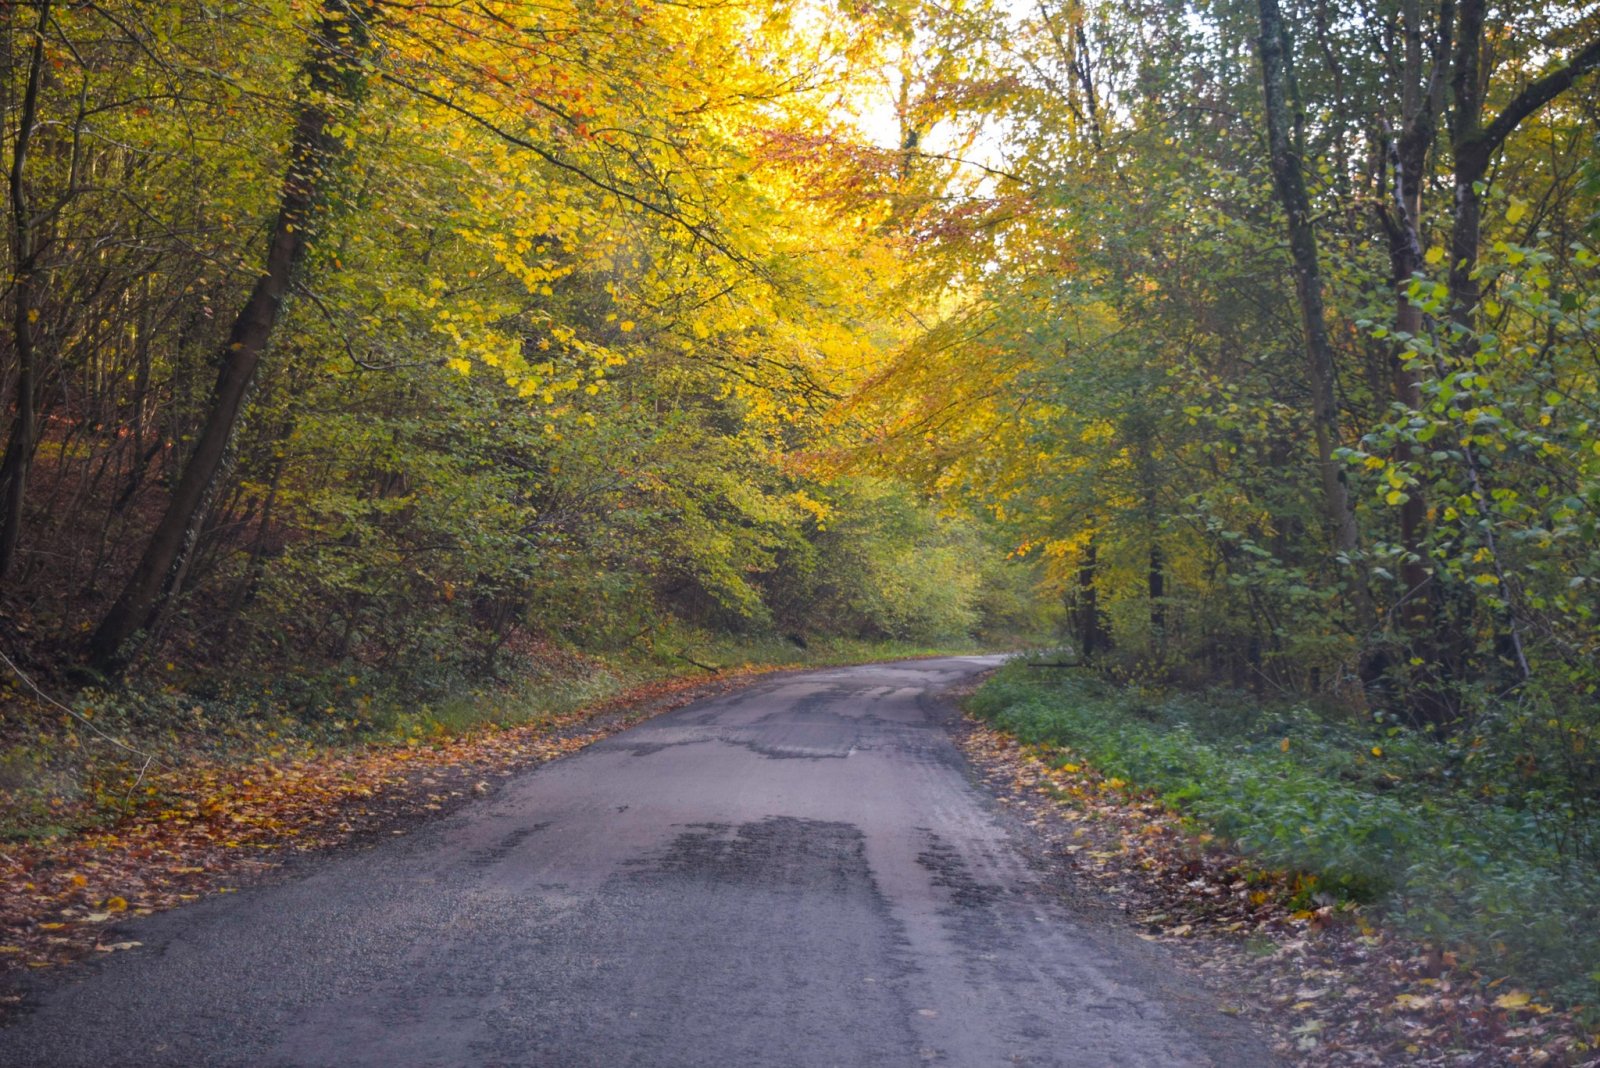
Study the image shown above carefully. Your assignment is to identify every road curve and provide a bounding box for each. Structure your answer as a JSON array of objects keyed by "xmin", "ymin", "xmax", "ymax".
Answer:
[{"xmin": 0, "ymin": 656, "xmax": 1277, "ymax": 1067}]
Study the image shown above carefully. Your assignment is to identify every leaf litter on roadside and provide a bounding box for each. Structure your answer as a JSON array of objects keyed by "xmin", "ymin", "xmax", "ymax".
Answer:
[{"xmin": 0, "ymin": 670, "xmax": 769, "ymax": 980}]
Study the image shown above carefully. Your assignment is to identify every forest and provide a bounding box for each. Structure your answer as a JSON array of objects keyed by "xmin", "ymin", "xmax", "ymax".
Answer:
[
  {"xmin": 0, "ymin": 0, "xmax": 1052, "ymax": 692},
  {"xmin": 1, "ymin": 0, "xmax": 1599, "ymax": 1054}
]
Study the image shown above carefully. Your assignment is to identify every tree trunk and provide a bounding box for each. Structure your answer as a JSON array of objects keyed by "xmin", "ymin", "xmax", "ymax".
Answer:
[
  {"xmin": 1445, "ymin": 0, "xmax": 1487, "ymax": 328},
  {"xmin": 86, "ymin": 1, "xmax": 374, "ymax": 672},
  {"xmin": 0, "ymin": 0, "xmax": 49, "ymax": 588},
  {"xmin": 1076, "ymin": 535, "xmax": 1106, "ymax": 662},
  {"xmin": 1436, "ymin": 0, "xmax": 1600, "ymax": 688},
  {"xmin": 1255, "ymin": 0, "xmax": 1376, "ymax": 643},
  {"xmin": 1380, "ymin": 0, "xmax": 1452, "ymax": 636},
  {"xmin": 1148, "ymin": 544, "xmax": 1165, "ymax": 636}
]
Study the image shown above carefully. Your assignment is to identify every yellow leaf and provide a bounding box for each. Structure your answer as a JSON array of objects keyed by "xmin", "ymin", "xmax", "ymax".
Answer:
[
  {"xmin": 104, "ymin": 896, "xmax": 128, "ymax": 912},
  {"xmin": 1494, "ymin": 990, "xmax": 1530, "ymax": 1010},
  {"xmin": 1423, "ymin": 246, "xmax": 1445, "ymax": 266},
  {"xmin": 1371, "ymin": 746, "xmax": 1383, "ymax": 758},
  {"xmin": 69, "ymin": 873, "xmax": 87, "ymax": 888},
  {"xmin": 1506, "ymin": 198, "xmax": 1527, "ymax": 225},
  {"xmin": 618, "ymin": 320, "xmax": 635, "ymax": 333},
  {"xmin": 1280, "ymin": 738, "xmax": 1291, "ymax": 752}
]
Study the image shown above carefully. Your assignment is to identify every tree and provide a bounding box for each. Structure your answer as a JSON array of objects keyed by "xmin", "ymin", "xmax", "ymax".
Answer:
[
  {"xmin": 0, "ymin": 0, "xmax": 50, "ymax": 585},
  {"xmin": 86, "ymin": 0, "xmax": 379, "ymax": 671},
  {"xmin": 1254, "ymin": 0, "xmax": 1376, "ymax": 658}
]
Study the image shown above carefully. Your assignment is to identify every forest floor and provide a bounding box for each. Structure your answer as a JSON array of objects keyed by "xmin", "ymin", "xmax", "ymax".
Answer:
[{"xmin": 949, "ymin": 701, "xmax": 1600, "ymax": 1067}]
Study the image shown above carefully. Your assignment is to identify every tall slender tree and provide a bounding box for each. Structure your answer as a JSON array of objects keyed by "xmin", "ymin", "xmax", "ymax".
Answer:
[
  {"xmin": 1254, "ymin": 0, "xmax": 1376, "ymax": 648},
  {"xmin": 86, "ymin": 1, "xmax": 377, "ymax": 671},
  {"xmin": 0, "ymin": 0, "xmax": 50, "ymax": 586}
]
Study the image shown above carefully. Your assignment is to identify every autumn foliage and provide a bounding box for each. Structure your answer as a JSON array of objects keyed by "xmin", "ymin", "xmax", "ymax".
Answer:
[{"xmin": 3, "ymin": 0, "xmax": 1600, "ymax": 1056}]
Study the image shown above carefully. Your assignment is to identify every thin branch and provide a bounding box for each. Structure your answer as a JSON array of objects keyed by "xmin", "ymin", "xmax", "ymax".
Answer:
[
  {"xmin": 910, "ymin": 150, "xmax": 1026, "ymax": 183},
  {"xmin": 1477, "ymin": 32, "xmax": 1600, "ymax": 156},
  {"xmin": 0, "ymin": 646, "xmax": 163, "ymax": 765},
  {"xmin": 380, "ymin": 72, "xmax": 758, "ymax": 274}
]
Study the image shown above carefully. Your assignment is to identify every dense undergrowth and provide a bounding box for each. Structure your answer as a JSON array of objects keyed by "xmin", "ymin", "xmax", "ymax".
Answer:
[
  {"xmin": 969, "ymin": 657, "xmax": 1600, "ymax": 1005},
  {"xmin": 0, "ymin": 631, "xmax": 993, "ymax": 844}
]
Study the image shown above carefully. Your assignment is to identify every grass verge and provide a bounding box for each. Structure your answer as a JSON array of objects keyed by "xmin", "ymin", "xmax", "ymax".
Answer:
[{"xmin": 967, "ymin": 658, "xmax": 1600, "ymax": 1005}]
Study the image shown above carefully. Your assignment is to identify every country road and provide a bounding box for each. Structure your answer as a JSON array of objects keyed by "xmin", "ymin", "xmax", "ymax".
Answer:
[{"xmin": 0, "ymin": 657, "xmax": 1278, "ymax": 1067}]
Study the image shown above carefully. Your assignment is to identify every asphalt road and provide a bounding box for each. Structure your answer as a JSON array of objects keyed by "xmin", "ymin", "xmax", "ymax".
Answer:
[{"xmin": 0, "ymin": 656, "xmax": 1277, "ymax": 1067}]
